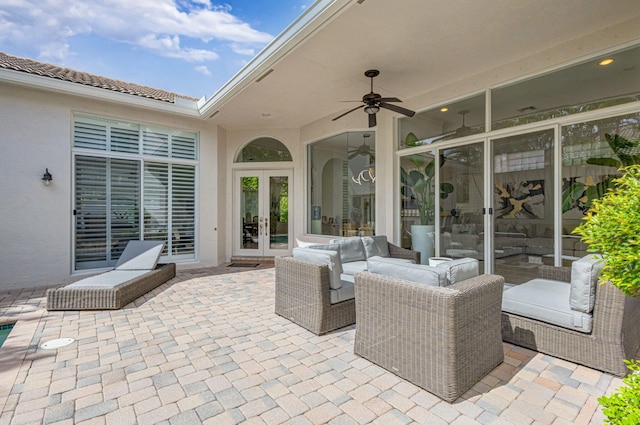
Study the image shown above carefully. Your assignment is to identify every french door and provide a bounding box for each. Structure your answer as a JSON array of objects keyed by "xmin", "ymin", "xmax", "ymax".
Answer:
[{"xmin": 234, "ymin": 170, "xmax": 292, "ymax": 257}]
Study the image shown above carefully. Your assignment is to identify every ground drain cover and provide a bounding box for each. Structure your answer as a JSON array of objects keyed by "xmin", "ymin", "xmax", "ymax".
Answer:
[
  {"xmin": 227, "ymin": 263, "xmax": 259, "ymax": 268},
  {"xmin": 40, "ymin": 338, "xmax": 75, "ymax": 350}
]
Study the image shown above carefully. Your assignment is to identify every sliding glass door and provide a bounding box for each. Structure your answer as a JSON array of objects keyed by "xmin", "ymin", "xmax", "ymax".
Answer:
[{"xmin": 491, "ymin": 130, "xmax": 554, "ymax": 284}]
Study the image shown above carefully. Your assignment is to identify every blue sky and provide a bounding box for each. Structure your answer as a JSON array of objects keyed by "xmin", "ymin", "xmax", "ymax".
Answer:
[{"xmin": 0, "ymin": 0, "xmax": 310, "ymax": 99}]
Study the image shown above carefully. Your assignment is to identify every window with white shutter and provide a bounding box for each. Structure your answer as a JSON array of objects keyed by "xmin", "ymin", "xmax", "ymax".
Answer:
[{"xmin": 73, "ymin": 115, "xmax": 198, "ymax": 271}]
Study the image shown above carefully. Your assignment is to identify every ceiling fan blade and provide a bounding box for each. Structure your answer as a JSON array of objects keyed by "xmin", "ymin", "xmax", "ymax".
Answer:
[
  {"xmin": 379, "ymin": 102, "xmax": 416, "ymax": 117},
  {"xmin": 369, "ymin": 113, "xmax": 377, "ymax": 128},
  {"xmin": 348, "ymin": 151, "xmax": 359, "ymax": 159},
  {"xmin": 377, "ymin": 97, "xmax": 402, "ymax": 103},
  {"xmin": 332, "ymin": 104, "xmax": 364, "ymax": 121}
]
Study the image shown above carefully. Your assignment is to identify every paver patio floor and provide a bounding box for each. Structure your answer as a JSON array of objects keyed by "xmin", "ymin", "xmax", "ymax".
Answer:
[{"xmin": 0, "ymin": 265, "xmax": 629, "ymax": 424}]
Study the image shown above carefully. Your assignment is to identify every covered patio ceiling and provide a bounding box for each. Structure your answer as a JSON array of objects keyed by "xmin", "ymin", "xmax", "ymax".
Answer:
[{"xmin": 202, "ymin": 0, "xmax": 640, "ymax": 131}]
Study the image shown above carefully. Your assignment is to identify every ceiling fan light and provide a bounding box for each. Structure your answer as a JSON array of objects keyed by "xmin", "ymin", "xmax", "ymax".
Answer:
[{"xmin": 364, "ymin": 105, "xmax": 379, "ymax": 114}]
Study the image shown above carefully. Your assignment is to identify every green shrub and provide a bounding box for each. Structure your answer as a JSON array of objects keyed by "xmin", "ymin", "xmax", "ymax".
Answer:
[
  {"xmin": 598, "ymin": 359, "xmax": 640, "ymax": 424},
  {"xmin": 573, "ymin": 164, "xmax": 640, "ymax": 298}
]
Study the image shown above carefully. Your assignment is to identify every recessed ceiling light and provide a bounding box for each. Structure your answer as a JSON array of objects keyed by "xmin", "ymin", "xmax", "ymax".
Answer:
[
  {"xmin": 598, "ymin": 58, "xmax": 614, "ymax": 66},
  {"xmin": 440, "ymin": 107, "xmax": 449, "ymax": 112}
]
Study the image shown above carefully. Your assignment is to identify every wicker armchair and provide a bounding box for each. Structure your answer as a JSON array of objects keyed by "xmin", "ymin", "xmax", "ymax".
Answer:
[
  {"xmin": 274, "ymin": 241, "xmax": 419, "ymax": 335},
  {"xmin": 353, "ymin": 271, "xmax": 505, "ymax": 402},
  {"xmin": 502, "ymin": 265, "xmax": 640, "ymax": 376}
]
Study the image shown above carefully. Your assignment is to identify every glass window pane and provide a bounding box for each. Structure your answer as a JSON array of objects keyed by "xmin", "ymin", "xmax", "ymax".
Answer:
[
  {"xmin": 398, "ymin": 93, "xmax": 485, "ymax": 149},
  {"xmin": 561, "ymin": 113, "xmax": 640, "ymax": 259},
  {"xmin": 236, "ymin": 137, "xmax": 292, "ymax": 162},
  {"xmin": 308, "ymin": 131, "xmax": 376, "ymax": 236},
  {"xmin": 492, "ymin": 45, "xmax": 640, "ymax": 130},
  {"xmin": 492, "ymin": 130, "xmax": 554, "ymax": 284},
  {"xmin": 269, "ymin": 176, "xmax": 289, "ymax": 249}
]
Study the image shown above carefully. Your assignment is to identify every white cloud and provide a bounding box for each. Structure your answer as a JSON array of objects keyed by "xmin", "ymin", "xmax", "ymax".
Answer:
[
  {"xmin": 0, "ymin": 0, "xmax": 274, "ymax": 62},
  {"xmin": 194, "ymin": 65, "xmax": 211, "ymax": 76}
]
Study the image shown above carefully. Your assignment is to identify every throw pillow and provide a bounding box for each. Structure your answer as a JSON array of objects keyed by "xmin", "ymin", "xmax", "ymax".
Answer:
[
  {"xmin": 435, "ymin": 258, "xmax": 479, "ymax": 286},
  {"xmin": 570, "ymin": 254, "xmax": 603, "ymax": 313},
  {"xmin": 367, "ymin": 257, "xmax": 446, "ymax": 286},
  {"xmin": 329, "ymin": 236, "xmax": 366, "ymax": 263},
  {"xmin": 362, "ymin": 235, "xmax": 390, "ymax": 258}
]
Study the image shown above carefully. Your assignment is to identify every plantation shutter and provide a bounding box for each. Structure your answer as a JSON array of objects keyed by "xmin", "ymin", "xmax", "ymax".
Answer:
[
  {"xmin": 73, "ymin": 115, "xmax": 197, "ymax": 270},
  {"xmin": 172, "ymin": 165, "xmax": 196, "ymax": 256},
  {"xmin": 75, "ymin": 156, "xmax": 108, "ymax": 269},
  {"xmin": 144, "ymin": 162, "xmax": 169, "ymax": 255},
  {"xmin": 110, "ymin": 159, "xmax": 141, "ymax": 260},
  {"xmin": 75, "ymin": 156, "xmax": 140, "ymax": 270}
]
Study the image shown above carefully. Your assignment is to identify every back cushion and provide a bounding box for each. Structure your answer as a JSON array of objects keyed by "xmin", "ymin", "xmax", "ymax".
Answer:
[
  {"xmin": 329, "ymin": 237, "xmax": 366, "ymax": 263},
  {"xmin": 362, "ymin": 235, "xmax": 390, "ymax": 258},
  {"xmin": 292, "ymin": 245, "xmax": 343, "ymax": 289},
  {"xmin": 435, "ymin": 258, "xmax": 479, "ymax": 286},
  {"xmin": 570, "ymin": 254, "xmax": 604, "ymax": 313},
  {"xmin": 115, "ymin": 240, "xmax": 164, "ymax": 270},
  {"xmin": 367, "ymin": 257, "xmax": 446, "ymax": 287}
]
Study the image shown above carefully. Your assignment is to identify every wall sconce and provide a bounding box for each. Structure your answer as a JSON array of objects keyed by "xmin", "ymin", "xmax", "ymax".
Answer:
[{"xmin": 42, "ymin": 168, "xmax": 53, "ymax": 186}]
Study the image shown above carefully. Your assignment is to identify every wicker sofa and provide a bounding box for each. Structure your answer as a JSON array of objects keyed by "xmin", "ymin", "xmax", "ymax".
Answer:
[
  {"xmin": 353, "ymin": 269, "xmax": 505, "ymax": 402},
  {"xmin": 501, "ymin": 263, "xmax": 640, "ymax": 376},
  {"xmin": 274, "ymin": 236, "xmax": 419, "ymax": 335}
]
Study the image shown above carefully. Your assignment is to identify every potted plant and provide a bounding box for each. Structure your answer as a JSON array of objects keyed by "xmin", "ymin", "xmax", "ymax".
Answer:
[
  {"xmin": 400, "ymin": 132, "xmax": 454, "ymax": 263},
  {"xmin": 573, "ymin": 164, "xmax": 640, "ymax": 423}
]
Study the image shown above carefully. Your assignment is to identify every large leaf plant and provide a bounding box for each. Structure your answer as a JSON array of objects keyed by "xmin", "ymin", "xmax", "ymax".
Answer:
[{"xmin": 400, "ymin": 133, "xmax": 454, "ymax": 225}]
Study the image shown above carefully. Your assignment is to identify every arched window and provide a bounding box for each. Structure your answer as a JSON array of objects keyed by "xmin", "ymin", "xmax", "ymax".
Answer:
[{"xmin": 235, "ymin": 137, "xmax": 292, "ymax": 162}]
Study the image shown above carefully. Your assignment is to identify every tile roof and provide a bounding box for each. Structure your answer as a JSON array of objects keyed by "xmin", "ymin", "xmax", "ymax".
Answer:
[{"xmin": 0, "ymin": 52, "xmax": 198, "ymax": 103}]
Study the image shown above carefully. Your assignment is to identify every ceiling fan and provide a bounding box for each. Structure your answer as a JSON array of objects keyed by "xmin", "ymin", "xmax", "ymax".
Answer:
[
  {"xmin": 348, "ymin": 133, "xmax": 374, "ymax": 160},
  {"xmin": 432, "ymin": 109, "xmax": 473, "ymax": 142},
  {"xmin": 332, "ymin": 69, "xmax": 416, "ymax": 128}
]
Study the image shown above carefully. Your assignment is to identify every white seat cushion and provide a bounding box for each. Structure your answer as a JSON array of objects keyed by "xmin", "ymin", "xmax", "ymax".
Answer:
[
  {"xmin": 115, "ymin": 241, "xmax": 165, "ymax": 270},
  {"xmin": 330, "ymin": 279, "xmax": 355, "ymax": 304},
  {"xmin": 66, "ymin": 270, "xmax": 148, "ymax": 288},
  {"xmin": 341, "ymin": 260, "xmax": 368, "ymax": 275},
  {"xmin": 502, "ymin": 278, "xmax": 592, "ymax": 333}
]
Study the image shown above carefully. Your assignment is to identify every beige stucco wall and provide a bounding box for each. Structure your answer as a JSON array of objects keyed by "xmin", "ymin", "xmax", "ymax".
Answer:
[{"xmin": 0, "ymin": 83, "xmax": 222, "ymax": 290}]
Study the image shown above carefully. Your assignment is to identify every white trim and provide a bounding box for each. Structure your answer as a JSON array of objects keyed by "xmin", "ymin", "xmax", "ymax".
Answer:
[
  {"xmin": 199, "ymin": 0, "xmax": 353, "ymax": 118},
  {"xmin": 0, "ymin": 69, "xmax": 200, "ymax": 116}
]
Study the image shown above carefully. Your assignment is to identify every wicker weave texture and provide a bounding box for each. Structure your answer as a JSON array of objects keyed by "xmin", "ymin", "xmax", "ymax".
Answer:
[
  {"xmin": 46, "ymin": 263, "xmax": 176, "ymax": 311},
  {"xmin": 274, "ymin": 242, "xmax": 418, "ymax": 335},
  {"xmin": 354, "ymin": 272, "xmax": 505, "ymax": 402},
  {"xmin": 502, "ymin": 266, "xmax": 640, "ymax": 376},
  {"xmin": 274, "ymin": 256, "xmax": 355, "ymax": 335}
]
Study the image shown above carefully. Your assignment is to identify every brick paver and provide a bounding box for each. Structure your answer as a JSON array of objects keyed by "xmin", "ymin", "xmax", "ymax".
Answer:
[{"xmin": 0, "ymin": 265, "xmax": 636, "ymax": 424}]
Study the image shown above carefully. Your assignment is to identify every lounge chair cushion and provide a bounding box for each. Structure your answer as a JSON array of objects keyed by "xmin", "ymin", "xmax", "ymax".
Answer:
[
  {"xmin": 435, "ymin": 257, "xmax": 479, "ymax": 286},
  {"xmin": 115, "ymin": 240, "xmax": 165, "ymax": 270},
  {"xmin": 65, "ymin": 270, "xmax": 149, "ymax": 288},
  {"xmin": 342, "ymin": 260, "xmax": 368, "ymax": 275},
  {"xmin": 367, "ymin": 257, "xmax": 446, "ymax": 287},
  {"xmin": 570, "ymin": 254, "xmax": 604, "ymax": 313},
  {"xmin": 292, "ymin": 246, "xmax": 343, "ymax": 290},
  {"xmin": 502, "ymin": 278, "xmax": 592, "ymax": 333},
  {"xmin": 331, "ymin": 275, "xmax": 355, "ymax": 304},
  {"xmin": 329, "ymin": 237, "xmax": 366, "ymax": 263},
  {"xmin": 362, "ymin": 235, "xmax": 390, "ymax": 258}
]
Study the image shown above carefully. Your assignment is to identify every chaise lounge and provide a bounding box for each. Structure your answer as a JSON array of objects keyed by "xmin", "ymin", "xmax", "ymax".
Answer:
[{"xmin": 47, "ymin": 240, "xmax": 176, "ymax": 311}]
